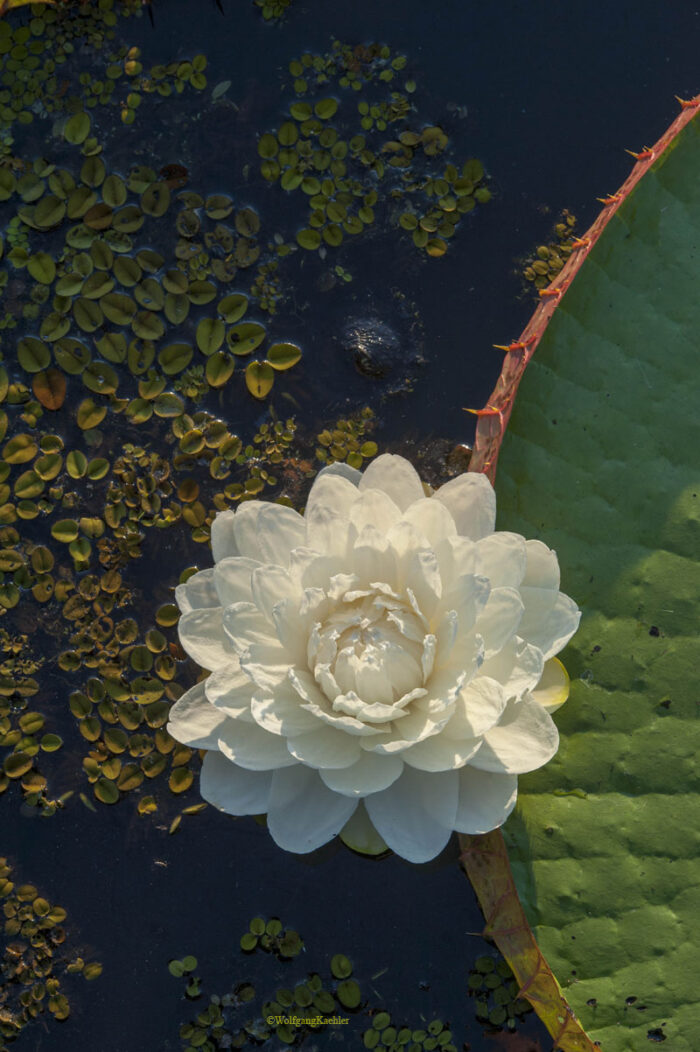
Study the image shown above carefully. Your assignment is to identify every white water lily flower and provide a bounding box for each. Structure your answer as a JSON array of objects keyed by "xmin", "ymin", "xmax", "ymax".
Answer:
[{"xmin": 168, "ymin": 455, "xmax": 580, "ymax": 863}]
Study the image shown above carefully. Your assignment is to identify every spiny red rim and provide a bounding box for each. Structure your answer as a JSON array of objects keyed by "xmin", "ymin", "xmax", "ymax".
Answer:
[{"xmin": 468, "ymin": 94, "xmax": 700, "ymax": 484}]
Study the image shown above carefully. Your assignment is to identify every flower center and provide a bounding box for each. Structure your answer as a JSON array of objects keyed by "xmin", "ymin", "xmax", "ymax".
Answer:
[{"xmin": 307, "ymin": 584, "xmax": 436, "ymax": 723}]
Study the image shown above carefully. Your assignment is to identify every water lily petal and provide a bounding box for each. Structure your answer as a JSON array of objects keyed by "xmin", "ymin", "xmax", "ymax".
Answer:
[
  {"xmin": 167, "ymin": 680, "xmax": 230, "ymax": 748},
  {"xmin": 218, "ymin": 720, "xmax": 297, "ymax": 771},
  {"xmin": 270, "ymin": 598, "xmax": 309, "ymax": 664},
  {"xmin": 433, "ymin": 472, "xmax": 496, "ymax": 540},
  {"xmin": 211, "ymin": 510, "xmax": 238, "ymax": 561},
  {"xmin": 287, "ymin": 726, "xmax": 362, "ymax": 768},
  {"xmin": 365, "ymin": 766, "xmax": 458, "ymax": 863},
  {"xmin": 339, "ymin": 800, "xmax": 389, "ymax": 855},
  {"xmin": 349, "ymin": 488, "xmax": 402, "ymax": 534},
  {"xmin": 306, "ymin": 473, "xmax": 361, "ymax": 522},
  {"xmin": 351, "ymin": 527, "xmax": 397, "ymax": 590},
  {"xmin": 519, "ymin": 589, "xmax": 581, "ymax": 659},
  {"xmin": 222, "ymin": 601, "xmax": 277, "ymax": 655},
  {"xmin": 267, "ymin": 766, "xmax": 358, "ymax": 853},
  {"xmin": 178, "ymin": 607, "xmax": 237, "ymax": 669},
  {"xmin": 402, "ymin": 731, "xmax": 481, "ymax": 772},
  {"xmin": 175, "ymin": 568, "xmax": 218, "ymax": 613},
  {"xmin": 200, "ymin": 751, "xmax": 272, "ymax": 814},
  {"xmin": 251, "ymin": 564, "xmax": 300, "ymax": 622},
  {"xmin": 531, "ymin": 656, "xmax": 570, "ymax": 713},
  {"xmin": 204, "ymin": 663, "xmax": 255, "ymax": 721},
  {"xmin": 257, "ymin": 504, "xmax": 306, "ymax": 566},
  {"xmin": 471, "ymin": 693, "xmax": 559, "ymax": 774},
  {"xmin": 250, "ymin": 681, "xmax": 320, "ymax": 736},
  {"xmin": 405, "ymin": 548, "xmax": 442, "ymax": 617},
  {"xmin": 213, "ymin": 556, "xmax": 260, "ymax": 606},
  {"xmin": 477, "ymin": 586, "xmax": 524, "ymax": 659},
  {"xmin": 434, "ymin": 534, "xmax": 476, "ymax": 581},
  {"xmin": 305, "ymin": 502, "xmax": 354, "ymax": 560},
  {"xmin": 359, "ymin": 454, "xmax": 425, "ymax": 511},
  {"xmin": 321, "ymin": 750, "xmax": 404, "ymax": 797},
  {"xmin": 442, "ymin": 676, "xmax": 507, "ymax": 739},
  {"xmin": 240, "ymin": 641, "xmax": 292, "ymax": 690},
  {"xmin": 475, "ymin": 532, "xmax": 527, "ymax": 588},
  {"xmin": 435, "ymin": 573, "xmax": 491, "ymax": 645},
  {"xmin": 361, "ymin": 708, "xmax": 447, "ymax": 753},
  {"xmin": 316, "ymin": 460, "xmax": 362, "ymax": 486},
  {"xmin": 454, "ymin": 766, "xmax": 518, "ymax": 833},
  {"xmin": 403, "ymin": 498, "xmax": 457, "ymax": 548},
  {"xmin": 522, "ymin": 538, "xmax": 560, "ymax": 589},
  {"xmin": 231, "ymin": 501, "xmax": 266, "ymax": 560},
  {"xmin": 479, "ymin": 637, "xmax": 544, "ymax": 698}
]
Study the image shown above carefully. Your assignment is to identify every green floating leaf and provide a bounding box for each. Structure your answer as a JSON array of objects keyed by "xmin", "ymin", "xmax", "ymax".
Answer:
[
  {"xmin": 296, "ymin": 228, "xmax": 321, "ymax": 250},
  {"xmin": 330, "ymin": 954, "xmax": 352, "ymax": 979},
  {"xmin": 245, "ymin": 360, "xmax": 274, "ymax": 399},
  {"xmin": 266, "ymin": 342, "xmax": 301, "ymax": 371},
  {"xmin": 82, "ymin": 361, "xmax": 118, "ymax": 395},
  {"xmin": 103, "ymin": 174, "xmax": 128, "ymax": 208},
  {"xmin": 477, "ymin": 111, "xmax": 700, "ymax": 1052},
  {"xmin": 141, "ymin": 182, "xmax": 171, "ymax": 217},
  {"xmin": 258, "ymin": 134, "xmax": 278, "ymax": 159},
  {"xmin": 218, "ymin": 293, "xmax": 248, "ymax": 323},
  {"xmin": 27, "ymin": 252, "xmax": 56, "ymax": 285},
  {"xmin": 196, "ymin": 318, "xmax": 225, "ymax": 355},
  {"xmin": 205, "ymin": 351, "xmax": 234, "ymax": 388},
  {"xmin": 95, "ymin": 332, "xmax": 127, "ymax": 364},
  {"xmin": 51, "ymin": 519, "xmax": 79, "ymax": 543},
  {"xmin": 314, "ymin": 97, "xmax": 338, "ymax": 120},
  {"xmin": 227, "ymin": 321, "xmax": 266, "ymax": 357},
  {"xmin": 336, "ymin": 979, "xmax": 361, "ymax": 1010},
  {"xmin": 158, "ymin": 343, "xmax": 193, "ymax": 376},
  {"xmin": 64, "ymin": 111, "xmax": 91, "ymax": 145},
  {"xmin": 235, "ymin": 207, "xmax": 260, "ymax": 237},
  {"xmin": 17, "ymin": 337, "xmax": 50, "ymax": 373},
  {"xmin": 34, "ymin": 195, "xmax": 66, "ymax": 230}
]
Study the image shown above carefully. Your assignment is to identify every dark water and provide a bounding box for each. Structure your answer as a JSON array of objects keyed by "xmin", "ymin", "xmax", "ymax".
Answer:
[{"xmin": 1, "ymin": 0, "xmax": 698, "ymax": 1050}]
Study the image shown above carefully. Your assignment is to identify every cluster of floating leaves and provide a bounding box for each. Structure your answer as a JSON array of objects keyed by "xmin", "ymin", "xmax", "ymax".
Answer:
[
  {"xmin": 249, "ymin": 260, "xmax": 281, "ymax": 315},
  {"xmin": 171, "ymin": 920, "xmax": 368, "ymax": 1050},
  {"xmin": 0, "ymin": 4, "xmax": 382, "ymax": 826},
  {"xmin": 64, "ymin": 584, "xmax": 202, "ymax": 817},
  {"xmin": 239, "ymin": 916, "xmax": 303, "ymax": 959},
  {"xmin": 315, "ymin": 406, "xmax": 377, "ymax": 468},
  {"xmin": 520, "ymin": 210, "xmax": 577, "ymax": 292},
  {"xmin": 467, "ymin": 954, "xmax": 533, "ymax": 1030},
  {"xmin": 0, "ymin": 0, "xmax": 198, "ymax": 161},
  {"xmin": 0, "ymin": 405, "xmax": 374, "ymax": 820},
  {"xmin": 253, "ymin": 0, "xmax": 292, "ymax": 23},
  {"xmin": 171, "ymin": 919, "xmax": 467, "ymax": 1052},
  {"xmin": 0, "ymin": 627, "xmax": 68, "ymax": 814},
  {"xmin": 0, "ymin": 856, "xmax": 101, "ymax": 1045},
  {"xmin": 0, "ymin": 393, "xmax": 308, "ymax": 819},
  {"xmin": 1, "ymin": 121, "xmax": 302, "ymax": 403},
  {"xmin": 362, "ymin": 1012, "xmax": 457, "ymax": 1052},
  {"xmin": 258, "ymin": 41, "xmax": 491, "ymax": 259}
]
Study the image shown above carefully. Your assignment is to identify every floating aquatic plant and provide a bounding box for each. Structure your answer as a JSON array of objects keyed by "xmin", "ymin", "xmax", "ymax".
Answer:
[
  {"xmin": 0, "ymin": 856, "xmax": 101, "ymax": 1043},
  {"xmin": 519, "ymin": 209, "xmax": 578, "ymax": 293},
  {"xmin": 168, "ymin": 453, "xmax": 579, "ymax": 863},
  {"xmin": 258, "ymin": 41, "xmax": 491, "ymax": 259}
]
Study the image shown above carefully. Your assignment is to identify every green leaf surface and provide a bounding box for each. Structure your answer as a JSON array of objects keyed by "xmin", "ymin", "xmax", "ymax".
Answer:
[{"xmin": 496, "ymin": 115, "xmax": 700, "ymax": 1050}]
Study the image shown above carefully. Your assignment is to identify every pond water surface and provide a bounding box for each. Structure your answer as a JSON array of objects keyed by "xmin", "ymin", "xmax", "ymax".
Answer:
[{"xmin": 0, "ymin": 1, "xmax": 697, "ymax": 1049}]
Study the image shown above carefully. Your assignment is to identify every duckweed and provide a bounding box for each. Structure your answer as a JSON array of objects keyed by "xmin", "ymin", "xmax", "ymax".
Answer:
[
  {"xmin": 467, "ymin": 953, "xmax": 533, "ymax": 1031},
  {"xmin": 0, "ymin": 856, "xmax": 101, "ymax": 1044},
  {"xmin": 520, "ymin": 209, "xmax": 577, "ymax": 292},
  {"xmin": 256, "ymin": 40, "xmax": 491, "ymax": 259}
]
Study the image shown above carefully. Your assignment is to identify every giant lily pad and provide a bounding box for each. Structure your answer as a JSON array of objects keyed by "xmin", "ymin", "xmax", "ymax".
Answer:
[{"xmin": 467, "ymin": 108, "xmax": 700, "ymax": 1051}]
